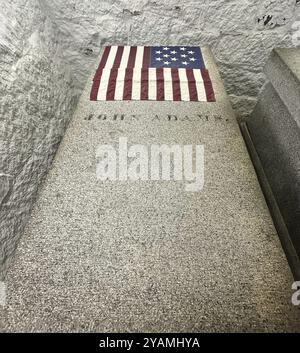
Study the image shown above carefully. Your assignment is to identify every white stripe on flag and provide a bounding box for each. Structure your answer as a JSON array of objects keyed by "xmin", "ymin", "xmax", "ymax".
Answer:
[
  {"xmin": 105, "ymin": 46, "xmax": 118, "ymax": 68},
  {"xmin": 119, "ymin": 46, "xmax": 131, "ymax": 68},
  {"xmin": 114, "ymin": 69, "xmax": 126, "ymax": 100},
  {"xmin": 97, "ymin": 69, "xmax": 111, "ymax": 100},
  {"xmin": 193, "ymin": 69, "xmax": 206, "ymax": 101},
  {"xmin": 163, "ymin": 68, "xmax": 173, "ymax": 101},
  {"xmin": 148, "ymin": 68, "xmax": 157, "ymax": 100},
  {"xmin": 135, "ymin": 46, "xmax": 145, "ymax": 68},
  {"xmin": 132, "ymin": 69, "xmax": 141, "ymax": 100},
  {"xmin": 178, "ymin": 68, "xmax": 190, "ymax": 101}
]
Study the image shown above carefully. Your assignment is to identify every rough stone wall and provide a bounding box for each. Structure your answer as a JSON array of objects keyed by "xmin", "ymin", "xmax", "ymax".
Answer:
[
  {"xmin": 0, "ymin": 0, "xmax": 299, "ymax": 279},
  {"xmin": 0, "ymin": 0, "xmax": 77, "ymax": 279}
]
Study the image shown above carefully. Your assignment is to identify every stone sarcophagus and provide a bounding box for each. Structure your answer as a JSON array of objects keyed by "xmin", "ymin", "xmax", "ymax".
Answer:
[
  {"xmin": 243, "ymin": 48, "xmax": 300, "ymax": 279},
  {"xmin": 1, "ymin": 47, "xmax": 299, "ymax": 332}
]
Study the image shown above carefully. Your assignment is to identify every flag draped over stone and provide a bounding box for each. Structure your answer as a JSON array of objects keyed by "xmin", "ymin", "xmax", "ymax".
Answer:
[{"xmin": 90, "ymin": 46, "xmax": 216, "ymax": 102}]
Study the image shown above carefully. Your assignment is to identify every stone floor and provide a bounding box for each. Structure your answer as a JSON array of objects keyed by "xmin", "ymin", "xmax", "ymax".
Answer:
[{"xmin": 1, "ymin": 47, "xmax": 299, "ymax": 332}]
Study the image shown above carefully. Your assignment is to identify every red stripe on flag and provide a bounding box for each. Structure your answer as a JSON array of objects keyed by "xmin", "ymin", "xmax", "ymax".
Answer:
[
  {"xmin": 141, "ymin": 69, "xmax": 149, "ymax": 100},
  {"xmin": 123, "ymin": 69, "xmax": 134, "ymax": 100},
  {"xmin": 142, "ymin": 47, "xmax": 150, "ymax": 68},
  {"xmin": 201, "ymin": 69, "xmax": 216, "ymax": 102},
  {"xmin": 156, "ymin": 68, "xmax": 164, "ymax": 101},
  {"xmin": 112, "ymin": 46, "xmax": 124, "ymax": 68},
  {"xmin": 106, "ymin": 69, "xmax": 118, "ymax": 100},
  {"xmin": 171, "ymin": 68, "xmax": 181, "ymax": 101},
  {"xmin": 98, "ymin": 46, "xmax": 111, "ymax": 69},
  {"xmin": 186, "ymin": 69, "xmax": 198, "ymax": 101},
  {"xmin": 90, "ymin": 69, "xmax": 103, "ymax": 100},
  {"xmin": 93, "ymin": 47, "xmax": 111, "ymax": 80},
  {"xmin": 127, "ymin": 46, "xmax": 137, "ymax": 68}
]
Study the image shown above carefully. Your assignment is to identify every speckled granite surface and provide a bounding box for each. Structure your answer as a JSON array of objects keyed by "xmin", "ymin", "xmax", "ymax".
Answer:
[{"xmin": 1, "ymin": 47, "xmax": 299, "ymax": 332}]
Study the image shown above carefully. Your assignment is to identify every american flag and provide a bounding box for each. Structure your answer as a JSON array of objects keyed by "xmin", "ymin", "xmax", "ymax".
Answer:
[{"xmin": 90, "ymin": 46, "xmax": 216, "ymax": 102}]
